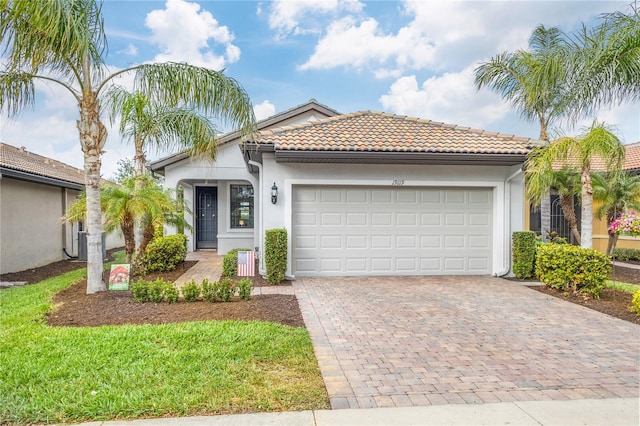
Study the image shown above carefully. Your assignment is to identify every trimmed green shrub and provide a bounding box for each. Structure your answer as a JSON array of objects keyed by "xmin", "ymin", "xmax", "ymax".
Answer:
[
  {"xmin": 181, "ymin": 280, "xmax": 201, "ymax": 302},
  {"xmin": 631, "ymin": 290, "xmax": 640, "ymax": 316},
  {"xmin": 222, "ymin": 248, "xmax": 252, "ymax": 277},
  {"xmin": 265, "ymin": 228, "xmax": 287, "ymax": 284},
  {"xmin": 512, "ymin": 231, "xmax": 537, "ymax": 279},
  {"xmin": 131, "ymin": 279, "xmax": 149, "ymax": 302},
  {"xmin": 613, "ymin": 248, "xmax": 640, "ymax": 262},
  {"xmin": 238, "ymin": 278, "xmax": 252, "ymax": 301},
  {"xmin": 148, "ymin": 279, "xmax": 167, "ymax": 303},
  {"xmin": 216, "ymin": 278, "xmax": 235, "ymax": 302},
  {"xmin": 139, "ymin": 234, "xmax": 187, "ymax": 273},
  {"xmin": 201, "ymin": 279, "xmax": 218, "ymax": 302},
  {"xmin": 535, "ymin": 244, "xmax": 611, "ymax": 298},
  {"xmin": 164, "ymin": 283, "xmax": 179, "ymax": 304}
]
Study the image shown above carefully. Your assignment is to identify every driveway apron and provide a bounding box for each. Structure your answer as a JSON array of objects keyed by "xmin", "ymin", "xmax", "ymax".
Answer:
[{"xmin": 293, "ymin": 276, "xmax": 640, "ymax": 409}]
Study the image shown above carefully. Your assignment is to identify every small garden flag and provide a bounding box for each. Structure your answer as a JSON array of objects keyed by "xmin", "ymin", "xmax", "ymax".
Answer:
[{"xmin": 237, "ymin": 251, "xmax": 255, "ymax": 277}]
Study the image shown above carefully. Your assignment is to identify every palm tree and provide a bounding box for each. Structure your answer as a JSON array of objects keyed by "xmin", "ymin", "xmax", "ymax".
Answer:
[
  {"xmin": 525, "ymin": 122, "xmax": 625, "ymax": 248},
  {"xmin": 65, "ymin": 175, "xmax": 190, "ymax": 265},
  {"xmin": 103, "ymin": 87, "xmax": 220, "ymax": 178},
  {"xmin": 551, "ymin": 168, "xmax": 582, "ymax": 245},
  {"xmin": 592, "ymin": 171, "xmax": 640, "ymax": 255},
  {"xmin": 565, "ymin": 5, "xmax": 640, "ymax": 120},
  {"xmin": 0, "ymin": 0, "xmax": 256, "ymax": 293},
  {"xmin": 475, "ymin": 25, "xmax": 569, "ymax": 241}
]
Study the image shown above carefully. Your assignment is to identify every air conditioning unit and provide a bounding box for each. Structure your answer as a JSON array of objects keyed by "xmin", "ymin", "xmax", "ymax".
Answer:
[{"xmin": 78, "ymin": 232, "xmax": 107, "ymax": 261}]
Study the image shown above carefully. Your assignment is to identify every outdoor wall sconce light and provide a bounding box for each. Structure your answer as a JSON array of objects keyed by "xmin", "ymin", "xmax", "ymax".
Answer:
[{"xmin": 271, "ymin": 182, "xmax": 278, "ymax": 204}]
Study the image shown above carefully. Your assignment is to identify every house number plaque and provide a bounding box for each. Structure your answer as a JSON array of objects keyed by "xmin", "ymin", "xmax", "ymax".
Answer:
[{"xmin": 391, "ymin": 179, "xmax": 405, "ymax": 186}]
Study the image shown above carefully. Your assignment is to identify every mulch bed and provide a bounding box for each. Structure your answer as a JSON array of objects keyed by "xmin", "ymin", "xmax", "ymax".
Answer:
[
  {"xmin": 531, "ymin": 286, "xmax": 639, "ymax": 325},
  {"xmin": 46, "ymin": 279, "xmax": 304, "ymax": 328}
]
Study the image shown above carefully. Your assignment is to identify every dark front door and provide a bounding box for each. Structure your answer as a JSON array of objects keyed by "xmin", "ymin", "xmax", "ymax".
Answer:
[{"xmin": 196, "ymin": 187, "xmax": 218, "ymax": 249}]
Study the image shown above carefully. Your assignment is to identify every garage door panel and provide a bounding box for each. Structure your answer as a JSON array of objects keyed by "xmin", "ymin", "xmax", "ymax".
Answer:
[
  {"xmin": 293, "ymin": 186, "xmax": 492, "ymax": 276},
  {"xmin": 319, "ymin": 213, "xmax": 340, "ymax": 225}
]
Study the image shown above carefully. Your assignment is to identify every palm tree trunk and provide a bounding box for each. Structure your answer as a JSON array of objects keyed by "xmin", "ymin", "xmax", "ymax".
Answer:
[
  {"xmin": 133, "ymin": 138, "xmax": 146, "ymax": 253},
  {"xmin": 607, "ymin": 233, "xmax": 619, "ymax": 256},
  {"xmin": 78, "ymin": 93, "xmax": 108, "ymax": 294},
  {"xmin": 540, "ymin": 195, "xmax": 551, "ymax": 242},
  {"xmin": 559, "ymin": 195, "xmax": 581, "ymax": 245},
  {"xmin": 137, "ymin": 221, "xmax": 155, "ymax": 256},
  {"xmin": 581, "ymin": 169, "xmax": 593, "ymax": 249},
  {"xmin": 539, "ymin": 119, "xmax": 550, "ymax": 242},
  {"xmin": 121, "ymin": 217, "xmax": 135, "ymax": 265}
]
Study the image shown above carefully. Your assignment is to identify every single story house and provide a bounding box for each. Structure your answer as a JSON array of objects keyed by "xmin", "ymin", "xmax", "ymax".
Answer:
[
  {"xmin": 0, "ymin": 143, "xmax": 123, "ymax": 274},
  {"xmin": 151, "ymin": 100, "xmax": 540, "ymax": 278},
  {"xmin": 527, "ymin": 141, "xmax": 640, "ymax": 252}
]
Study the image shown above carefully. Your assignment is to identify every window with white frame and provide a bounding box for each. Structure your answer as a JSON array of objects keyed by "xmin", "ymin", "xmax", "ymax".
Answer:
[{"xmin": 230, "ymin": 184, "xmax": 254, "ymax": 229}]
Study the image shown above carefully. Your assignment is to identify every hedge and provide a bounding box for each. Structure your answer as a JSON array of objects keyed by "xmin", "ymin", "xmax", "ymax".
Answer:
[
  {"xmin": 512, "ymin": 231, "xmax": 537, "ymax": 279},
  {"xmin": 535, "ymin": 243, "xmax": 611, "ymax": 298},
  {"xmin": 265, "ymin": 228, "xmax": 287, "ymax": 284},
  {"xmin": 138, "ymin": 234, "xmax": 187, "ymax": 273}
]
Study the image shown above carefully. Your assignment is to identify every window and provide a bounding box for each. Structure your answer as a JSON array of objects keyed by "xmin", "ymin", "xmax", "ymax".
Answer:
[{"xmin": 230, "ymin": 184, "xmax": 254, "ymax": 229}]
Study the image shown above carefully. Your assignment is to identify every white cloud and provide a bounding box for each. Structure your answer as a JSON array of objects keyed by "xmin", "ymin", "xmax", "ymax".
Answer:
[
  {"xmin": 268, "ymin": 0, "xmax": 364, "ymax": 39},
  {"xmin": 145, "ymin": 0, "xmax": 240, "ymax": 70},
  {"xmin": 379, "ymin": 66, "xmax": 510, "ymax": 130},
  {"xmin": 298, "ymin": 0, "xmax": 622, "ymax": 77},
  {"xmin": 118, "ymin": 43, "xmax": 139, "ymax": 56},
  {"xmin": 253, "ymin": 100, "xmax": 276, "ymax": 121}
]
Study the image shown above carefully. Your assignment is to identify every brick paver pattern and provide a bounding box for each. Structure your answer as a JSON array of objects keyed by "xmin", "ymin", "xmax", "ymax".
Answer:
[{"xmin": 294, "ymin": 276, "xmax": 640, "ymax": 410}]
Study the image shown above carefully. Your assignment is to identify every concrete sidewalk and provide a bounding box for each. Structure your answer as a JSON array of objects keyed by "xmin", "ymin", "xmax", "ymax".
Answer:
[{"xmin": 78, "ymin": 398, "xmax": 638, "ymax": 425}]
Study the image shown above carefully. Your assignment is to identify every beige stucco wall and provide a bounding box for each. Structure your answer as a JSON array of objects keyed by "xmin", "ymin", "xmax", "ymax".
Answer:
[
  {"xmin": 0, "ymin": 177, "xmax": 80, "ymax": 273},
  {"xmin": 0, "ymin": 177, "xmax": 125, "ymax": 274}
]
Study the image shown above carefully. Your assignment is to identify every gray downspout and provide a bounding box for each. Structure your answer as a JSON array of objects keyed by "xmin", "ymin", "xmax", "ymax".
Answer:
[{"xmin": 248, "ymin": 160, "xmax": 265, "ymax": 275}]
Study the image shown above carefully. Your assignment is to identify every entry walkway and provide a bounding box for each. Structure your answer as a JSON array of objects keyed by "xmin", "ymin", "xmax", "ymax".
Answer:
[{"xmin": 175, "ymin": 250, "xmax": 293, "ymax": 295}]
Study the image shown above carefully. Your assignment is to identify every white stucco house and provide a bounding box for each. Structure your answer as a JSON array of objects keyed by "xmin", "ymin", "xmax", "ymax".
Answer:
[{"xmin": 150, "ymin": 100, "xmax": 540, "ymax": 278}]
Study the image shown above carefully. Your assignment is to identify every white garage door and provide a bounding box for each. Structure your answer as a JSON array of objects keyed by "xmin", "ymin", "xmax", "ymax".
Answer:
[{"xmin": 292, "ymin": 186, "xmax": 493, "ymax": 276}]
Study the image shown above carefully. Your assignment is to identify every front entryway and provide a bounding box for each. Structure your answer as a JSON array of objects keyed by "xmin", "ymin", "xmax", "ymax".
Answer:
[{"xmin": 196, "ymin": 187, "xmax": 218, "ymax": 249}]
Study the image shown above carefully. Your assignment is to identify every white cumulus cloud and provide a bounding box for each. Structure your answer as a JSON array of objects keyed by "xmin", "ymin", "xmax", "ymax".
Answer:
[
  {"xmin": 145, "ymin": 0, "xmax": 240, "ymax": 70},
  {"xmin": 253, "ymin": 100, "xmax": 277, "ymax": 121},
  {"xmin": 268, "ymin": 0, "xmax": 364, "ymax": 39},
  {"xmin": 379, "ymin": 66, "xmax": 510, "ymax": 130}
]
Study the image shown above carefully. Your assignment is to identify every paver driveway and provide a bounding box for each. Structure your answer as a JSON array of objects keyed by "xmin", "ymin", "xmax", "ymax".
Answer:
[{"xmin": 293, "ymin": 276, "xmax": 640, "ymax": 409}]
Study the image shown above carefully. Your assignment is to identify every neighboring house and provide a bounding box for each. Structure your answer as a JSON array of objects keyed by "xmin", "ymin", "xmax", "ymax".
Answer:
[
  {"xmin": 152, "ymin": 99, "xmax": 539, "ymax": 278},
  {"xmin": 527, "ymin": 142, "xmax": 640, "ymax": 251},
  {"xmin": 0, "ymin": 143, "xmax": 123, "ymax": 274}
]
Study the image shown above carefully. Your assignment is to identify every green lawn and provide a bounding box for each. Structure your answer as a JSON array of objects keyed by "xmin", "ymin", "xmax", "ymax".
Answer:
[
  {"xmin": 0, "ymin": 267, "xmax": 328, "ymax": 424},
  {"xmin": 605, "ymin": 280, "xmax": 640, "ymax": 294}
]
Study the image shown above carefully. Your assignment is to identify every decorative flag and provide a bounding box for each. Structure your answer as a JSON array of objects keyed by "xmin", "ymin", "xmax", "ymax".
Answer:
[
  {"xmin": 237, "ymin": 251, "xmax": 255, "ymax": 277},
  {"xmin": 108, "ymin": 264, "xmax": 130, "ymax": 290}
]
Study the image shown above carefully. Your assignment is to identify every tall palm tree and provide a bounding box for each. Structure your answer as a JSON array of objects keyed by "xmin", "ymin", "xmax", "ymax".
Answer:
[
  {"xmin": 592, "ymin": 171, "xmax": 640, "ymax": 255},
  {"xmin": 103, "ymin": 87, "xmax": 220, "ymax": 178},
  {"xmin": 565, "ymin": 4, "xmax": 640, "ymax": 121},
  {"xmin": 525, "ymin": 122, "xmax": 625, "ymax": 248},
  {"xmin": 0, "ymin": 0, "xmax": 256, "ymax": 293},
  {"xmin": 65, "ymin": 175, "xmax": 190, "ymax": 265},
  {"xmin": 475, "ymin": 25, "xmax": 569, "ymax": 241}
]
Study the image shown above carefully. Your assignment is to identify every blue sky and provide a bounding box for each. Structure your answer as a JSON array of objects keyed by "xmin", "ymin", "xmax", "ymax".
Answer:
[{"xmin": 1, "ymin": 0, "xmax": 638, "ymax": 179}]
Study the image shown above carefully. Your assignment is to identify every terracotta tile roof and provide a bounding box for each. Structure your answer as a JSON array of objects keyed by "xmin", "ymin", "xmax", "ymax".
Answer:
[
  {"xmin": 257, "ymin": 111, "xmax": 539, "ymax": 155},
  {"xmin": 558, "ymin": 142, "xmax": 640, "ymax": 172},
  {"xmin": 0, "ymin": 143, "xmax": 85, "ymax": 186},
  {"xmin": 622, "ymin": 142, "xmax": 640, "ymax": 171}
]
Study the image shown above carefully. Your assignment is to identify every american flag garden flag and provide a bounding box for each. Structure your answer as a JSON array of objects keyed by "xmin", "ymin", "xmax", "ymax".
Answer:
[{"xmin": 237, "ymin": 251, "xmax": 255, "ymax": 277}]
